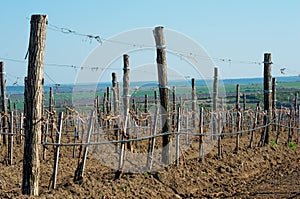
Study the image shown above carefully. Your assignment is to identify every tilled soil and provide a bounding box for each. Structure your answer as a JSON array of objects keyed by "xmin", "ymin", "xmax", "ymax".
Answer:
[{"xmin": 0, "ymin": 130, "xmax": 299, "ymax": 198}]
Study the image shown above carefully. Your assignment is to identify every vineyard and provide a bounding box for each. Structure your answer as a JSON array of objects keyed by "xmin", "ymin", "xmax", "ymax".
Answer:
[{"xmin": 0, "ymin": 14, "xmax": 299, "ymax": 198}]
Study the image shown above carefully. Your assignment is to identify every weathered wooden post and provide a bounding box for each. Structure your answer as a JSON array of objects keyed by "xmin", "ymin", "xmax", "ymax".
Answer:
[
  {"xmin": 154, "ymin": 90, "xmax": 158, "ymax": 105},
  {"xmin": 191, "ymin": 78, "xmax": 197, "ymax": 130},
  {"xmin": 112, "ymin": 72, "xmax": 119, "ymax": 150},
  {"xmin": 24, "ymin": 77, "xmax": 28, "ymax": 118},
  {"xmin": 236, "ymin": 84, "xmax": 240, "ymax": 111},
  {"xmin": 249, "ymin": 106, "xmax": 259, "ymax": 148},
  {"xmin": 0, "ymin": 61, "xmax": 8, "ymax": 145},
  {"xmin": 275, "ymin": 106, "xmax": 283, "ymax": 144},
  {"xmin": 8, "ymin": 111, "xmax": 14, "ymax": 165},
  {"xmin": 144, "ymin": 94, "xmax": 149, "ymax": 113},
  {"xmin": 263, "ymin": 53, "xmax": 272, "ymax": 145},
  {"xmin": 106, "ymin": 86, "xmax": 111, "ymax": 115},
  {"xmin": 8, "ymin": 98, "xmax": 12, "ymax": 114},
  {"xmin": 272, "ymin": 78, "xmax": 277, "ymax": 131},
  {"xmin": 144, "ymin": 94, "xmax": 149, "ymax": 126},
  {"xmin": 213, "ymin": 68, "xmax": 218, "ymax": 112},
  {"xmin": 175, "ymin": 105, "xmax": 181, "ymax": 165},
  {"xmin": 217, "ymin": 112, "xmax": 222, "ymax": 158},
  {"xmin": 212, "ymin": 67, "xmax": 218, "ymax": 140},
  {"xmin": 132, "ymin": 98, "xmax": 136, "ymax": 113},
  {"xmin": 287, "ymin": 106, "xmax": 293, "ymax": 143},
  {"xmin": 52, "ymin": 112, "xmax": 63, "ymax": 189},
  {"xmin": 294, "ymin": 93, "xmax": 298, "ymax": 112},
  {"xmin": 172, "ymin": 86, "xmax": 176, "ymax": 131},
  {"xmin": 49, "ymin": 87, "xmax": 54, "ymax": 113},
  {"xmin": 235, "ymin": 111, "xmax": 241, "ymax": 153},
  {"xmin": 199, "ymin": 106, "xmax": 204, "ymax": 162},
  {"xmin": 235, "ymin": 84, "xmax": 241, "ymax": 150},
  {"xmin": 112, "ymin": 72, "xmax": 119, "ymax": 116},
  {"xmin": 116, "ymin": 81, "xmax": 120, "ymax": 110},
  {"xmin": 117, "ymin": 54, "xmax": 131, "ymax": 176},
  {"xmin": 256, "ymin": 101, "xmax": 261, "ymax": 126},
  {"xmin": 147, "ymin": 105, "xmax": 159, "ymax": 170},
  {"xmin": 95, "ymin": 95, "xmax": 100, "ymax": 118},
  {"xmin": 102, "ymin": 93, "xmax": 107, "ymax": 115},
  {"xmin": 153, "ymin": 26, "xmax": 171, "ymax": 164},
  {"xmin": 22, "ymin": 14, "xmax": 47, "ymax": 196},
  {"xmin": 18, "ymin": 112, "xmax": 24, "ymax": 144},
  {"xmin": 243, "ymin": 93, "xmax": 246, "ymax": 111},
  {"xmin": 259, "ymin": 112, "xmax": 269, "ymax": 147},
  {"xmin": 123, "ymin": 54, "xmax": 133, "ymax": 151},
  {"xmin": 74, "ymin": 110, "xmax": 94, "ymax": 183}
]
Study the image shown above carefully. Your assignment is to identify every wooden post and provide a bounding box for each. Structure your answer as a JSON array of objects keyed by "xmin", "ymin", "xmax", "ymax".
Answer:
[
  {"xmin": 43, "ymin": 114, "xmax": 49, "ymax": 160},
  {"xmin": 8, "ymin": 98, "xmax": 12, "ymax": 114},
  {"xmin": 294, "ymin": 93, "xmax": 298, "ymax": 113},
  {"xmin": 112, "ymin": 72, "xmax": 119, "ymax": 116},
  {"xmin": 51, "ymin": 112, "xmax": 63, "ymax": 189},
  {"xmin": 8, "ymin": 111, "xmax": 14, "ymax": 165},
  {"xmin": 172, "ymin": 86, "xmax": 176, "ymax": 131},
  {"xmin": 147, "ymin": 106, "xmax": 159, "ymax": 171},
  {"xmin": 243, "ymin": 93, "xmax": 246, "ymax": 111},
  {"xmin": 191, "ymin": 78, "xmax": 197, "ymax": 130},
  {"xmin": 106, "ymin": 86, "xmax": 111, "ymax": 115},
  {"xmin": 154, "ymin": 90, "xmax": 158, "ymax": 104},
  {"xmin": 47, "ymin": 86, "xmax": 54, "ymax": 154},
  {"xmin": 272, "ymin": 78, "xmax": 277, "ymax": 115},
  {"xmin": 297, "ymin": 105, "xmax": 300, "ymax": 143},
  {"xmin": 123, "ymin": 55, "xmax": 131, "ymax": 152},
  {"xmin": 212, "ymin": 67, "xmax": 218, "ymax": 140},
  {"xmin": 236, "ymin": 84, "xmax": 240, "ymax": 111},
  {"xmin": 235, "ymin": 111, "xmax": 241, "ymax": 153},
  {"xmin": 22, "ymin": 14, "xmax": 47, "ymax": 196},
  {"xmin": 153, "ymin": 26, "xmax": 171, "ymax": 164},
  {"xmin": 259, "ymin": 113, "xmax": 269, "ymax": 147},
  {"xmin": 144, "ymin": 94, "xmax": 149, "ymax": 126},
  {"xmin": 287, "ymin": 107, "xmax": 293, "ymax": 143},
  {"xmin": 74, "ymin": 110, "xmax": 94, "ymax": 183},
  {"xmin": 213, "ymin": 68, "xmax": 218, "ymax": 112},
  {"xmin": 95, "ymin": 96, "xmax": 100, "ymax": 120},
  {"xmin": 250, "ymin": 107, "xmax": 258, "ymax": 148},
  {"xmin": 116, "ymin": 54, "xmax": 131, "ymax": 178},
  {"xmin": 24, "ymin": 77, "xmax": 28, "ymax": 118},
  {"xmin": 217, "ymin": 112, "xmax": 222, "ymax": 158},
  {"xmin": 132, "ymin": 99, "xmax": 136, "ymax": 113},
  {"xmin": 263, "ymin": 53, "xmax": 272, "ymax": 145},
  {"xmin": 73, "ymin": 115, "xmax": 81, "ymax": 157},
  {"xmin": 102, "ymin": 93, "xmax": 107, "ymax": 115},
  {"xmin": 49, "ymin": 87, "xmax": 53, "ymax": 113},
  {"xmin": 199, "ymin": 106, "xmax": 204, "ymax": 162},
  {"xmin": 144, "ymin": 94, "xmax": 148, "ymax": 113},
  {"xmin": 185, "ymin": 108, "xmax": 189, "ymax": 144},
  {"xmin": 275, "ymin": 106, "xmax": 283, "ymax": 144},
  {"xmin": 175, "ymin": 106, "xmax": 181, "ymax": 165},
  {"xmin": 0, "ymin": 61, "xmax": 8, "ymax": 145},
  {"xmin": 112, "ymin": 73, "xmax": 119, "ymax": 151},
  {"xmin": 116, "ymin": 82, "xmax": 120, "ymax": 113},
  {"xmin": 19, "ymin": 112, "xmax": 24, "ymax": 144},
  {"xmin": 256, "ymin": 101, "xmax": 261, "ymax": 126},
  {"xmin": 272, "ymin": 78, "xmax": 277, "ymax": 131}
]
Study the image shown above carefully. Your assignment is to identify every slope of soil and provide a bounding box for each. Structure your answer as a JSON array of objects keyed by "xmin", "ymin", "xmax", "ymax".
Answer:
[{"xmin": 0, "ymin": 130, "xmax": 299, "ymax": 198}]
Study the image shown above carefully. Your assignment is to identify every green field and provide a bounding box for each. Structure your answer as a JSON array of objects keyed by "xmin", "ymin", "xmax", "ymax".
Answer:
[{"xmin": 8, "ymin": 80, "xmax": 300, "ymax": 113}]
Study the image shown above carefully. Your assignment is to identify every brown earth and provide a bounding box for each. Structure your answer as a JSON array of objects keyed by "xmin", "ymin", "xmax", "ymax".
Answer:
[{"xmin": 0, "ymin": 129, "xmax": 299, "ymax": 199}]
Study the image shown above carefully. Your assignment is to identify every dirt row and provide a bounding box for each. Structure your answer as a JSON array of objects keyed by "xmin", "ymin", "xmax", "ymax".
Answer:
[{"xmin": 0, "ymin": 129, "xmax": 299, "ymax": 198}]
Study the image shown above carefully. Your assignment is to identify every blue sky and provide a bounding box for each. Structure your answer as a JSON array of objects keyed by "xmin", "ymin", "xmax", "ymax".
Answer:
[{"xmin": 0, "ymin": 0, "xmax": 299, "ymax": 85}]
